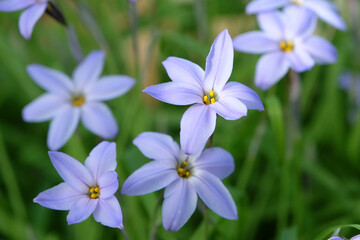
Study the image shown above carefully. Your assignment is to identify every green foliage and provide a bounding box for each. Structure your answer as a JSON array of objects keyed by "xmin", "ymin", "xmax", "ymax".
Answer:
[{"xmin": 0, "ymin": 0, "xmax": 358, "ymax": 239}]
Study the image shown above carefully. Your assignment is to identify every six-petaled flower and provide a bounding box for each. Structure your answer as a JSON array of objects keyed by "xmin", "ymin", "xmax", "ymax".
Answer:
[
  {"xmin": 144, "ymin": 29, "xmax": 264, "ymax": 154},
  {"xmin": 22, "ymin": 50, "xmax": 135, "ymax": 150},
  {"xmin": 121, "ymin": 132, "xmax": 238, "ymax": 231},
  {"xmin": 246, "ymin": 0, "xmax": 346, "ymax": 31},
  {"xmin": 233, "ymin": 7, "xmax": 337, "ymax": 90},
  {"xmin": 34, "ymin": 141, "xmax": 123, "ymax": 228}
]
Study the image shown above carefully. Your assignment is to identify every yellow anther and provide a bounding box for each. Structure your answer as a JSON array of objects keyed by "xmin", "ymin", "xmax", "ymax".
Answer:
[
  {"xmin": 280, "ymin": 41, "xmax": 294, "ymax": 53},
  {"xmin": 203, "ymin": 91, "xmax": 216, "ymax": 105},
  {"xmin": 95, "ymin": 188, "xmax": 100, "ymax": 193},
  {"xmin": 89, "ymin": 187, "xmax": 95, "ymax": 193},
  {"xmin": 72, "ymin": 94, "xmax": 85, "ymax": 107},
  {"xmin": 210, "ymin": 90, "xmax": 215, "ymax": 97},
  {"xmin": 291, "ymin": 0, "xmax": 303, "ymax": 6},
  {"xmin": 185, "ymin": 172, "xmax": 190, "ymax": 177},
  {"xmin": 183, "ymin": 161, "xmax": 188, "ymax": 166},
  {"xmin": 90, "ymin": 193, "xmax": 98, "ymax": 199},
  {"xmin": 210, "ymin": 98, "xmax": 216, "ymax": 104}
]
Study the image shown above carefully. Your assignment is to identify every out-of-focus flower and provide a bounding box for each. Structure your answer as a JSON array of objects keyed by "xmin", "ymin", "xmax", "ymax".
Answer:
[
  {"xmin": 0, "ymin": 0, "xmax": 49, "ymax": 39},
  {"xmin": 22, "ymin": 50, "xmax": 135, "ymax": 150},
  {"xmin": 34, "ymin": 141, "xmax": 123, "ymax": 228},
  {"xmin": 246, "ymin": 0, "xmax": 346, "ymax": 31},
  {"xmin": 144, "ymin": 29, "xmax": 263, "ymax": 155},
  {"xmin": 327, "ymin": 237, "xmax": 344, "ymax": 240},
  {"xmin": 121, "ymin": 132, "xmax": 237, "ymax": 231},
  {"xmin": 351, "ymin": 234, "xmax": 360, "ymax": 240},
  {"xmin": 233, "ymin": 7, "xmax": 337, "ymax": 90},
  {"xmin": 339, "ymin": 71, "xmax": 360, "ymax": 106}
]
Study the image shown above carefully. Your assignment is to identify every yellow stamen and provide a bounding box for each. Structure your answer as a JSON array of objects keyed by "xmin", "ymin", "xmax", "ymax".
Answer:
[
  {"xmin": 72, "ymin": 94, "xmax": 85, "ymax": 106},
  {"xmin": 280, "ymin": 41, "xmax": 294, "ymax": 53},
  {"xmin": 291, "ymin": 0, "xmax": 303, "ymax": 6},
  {"xmin": 89, "ymin": 186, "xmax": 100, "ymax": 199},
  {"xmin": 203, "ymin": 91, "xmax": 216, "ymax": 105},
  {"xmin": 176, "ymin": 160, "xmax": 191, "ymax": 178},
  {"xmin": 209, "ymin": 90, "xmax": 214, "ymax": 97},
  {"xmin": 183, "ymin": 161, "xmax": 188, "ymax": 166}
]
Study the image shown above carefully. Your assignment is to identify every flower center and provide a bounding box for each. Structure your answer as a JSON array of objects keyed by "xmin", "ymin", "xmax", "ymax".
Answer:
[
  {"xmin": 280, "ymin": 41, "xmax": 294, "ymax": 53},
  {"xmin": 89, "ymin": 187, "xmax": 100, "ymax": 199},
  {"xmin": 71, "ymin": 94, "xmax": 85, "ymax": 106},
  {"xmin": 203, "ymin": 90, "xmax": 216, "ymax": 105},
  {"xmin": 290, "ymin": 0, "xmax": 303, "ymax": 6},
  {"xmin": 176, "ymin": 160, "xmax": 191, "ymax": 178}
]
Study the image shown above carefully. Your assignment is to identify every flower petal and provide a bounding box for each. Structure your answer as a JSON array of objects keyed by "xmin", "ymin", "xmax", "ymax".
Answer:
[
  {"xmin": 99, "ymin": 171, "xmax": 119, "ymax": 199},
  {"xmin": 33, "ymin": 182, "xmax": 84, "ymax": 210},
  {"xmin": 233, "ymin": 31, "xmax": 278, "ymax": 54},
  {"xmin": 86, "ymin": 75, "xmax": 135, "ymax": 102},
  {"xmin": 0, "ymin": 0, "xmax": 35, "ymax": 11},
  {"xmin": 246, "ymin": 0, "xmax": 289, "ymax": 14},
  {"xmin": 302, "ymin": 36, "xmax": 337, "ymax": 64},
  {"xmin": 351, "ymin": 235, "xmax": 360, "ymax": 240},
  {"xmin": 133, "ymin": 132, "xmax": 180, "ymax": 162},
  {"xmin": 67, "ymin": 197, "xmax": 98, "ymax": 225},
  {"xmin": 257, "ymin": 11, "xmax": 285, "ymax": 40},
  {"xmin": 162, "ymin": 56, "xmax": 205, "ymax": 88},
  {"xmin": 81, "ymin": 102, "xmax": 118, "ymax": 139},
  {"xmin": 121, "ymin": 161, "xmax": 177, "ymax": 196},
  {"xmin": 304, "ymin": 0, "xmax": 347, "ymax": 31},
  {"xmin": 180, "ymin": 104, "xmax": 217, "ymax": 155},
  {"xmin": 48, "ymin": 151, "xmax": 94, "ymax": 192},
  {"xmin": 193, "ymin": 147, "xmax": 235, "ymax": 179},
  {"xmin": 143, "ymin": 82, "xmax": 203, "ymax": 106},
  {"xmin": 221, "ymin": 82, "xmax": 264, "ymax": 110},
  {"xmin": 283, "ymin": 5, "xmax": 317, "ymax": 39},
  {"xmin": 286, "ymin": 48, "xmax": 315, "ymax": 72},
  {"xmin": 190, "ymin": 171, "xmax": 237, "ymax": 220},
  {"xmin": 27, "ymin": 64, "xmax": 73, "ymax": 97},
  {"xmin": 85, "ymin": 141, "xmax": 117, "ymax": 181},
  {"xmin": 162, "ymin": 178, "xmax": 197, "ymax": 231},
  {"xmin": 210, "ymin": 96, "xmax": 247, "ymax": 120},
  {"xmin": 73, "ymin": 50, "xmax": 105, "ymax": 91},
  {"xmin": 47, "ymin": 106, "xmax": 80, "ymax": 150},
  {"xmin": 18, "ymin": 2, "xmax": 46, "ymax": 39},
  {"xmin": 93, "ymin": 197, "xmax": 123, "ymax": 229},
  {"xmin": 204, "ymin": 29, "xmax": 234, "ymax": 92},
  {"xmin": 255, "ymin": 52, "xmax": 289, "ymax": 90},
  {"xmin": 22, "ymin": 93, "xmax": 66, "ymax": 122}
]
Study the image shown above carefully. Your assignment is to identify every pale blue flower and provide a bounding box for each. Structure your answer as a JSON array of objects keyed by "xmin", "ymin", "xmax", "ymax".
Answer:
[
  {"xmin": 144, "ymin": 29, "xmax": 264, "ymax": 155},
  {"xmin": 351, "ymin": 234, "xmax": 360, "ymax": 240},
  {"xmin": 121, "ymin": 132, "xmax": 237, "ymax": 231},
  {"xmin": 233, "ymin": 7, "xmax": 337, "ymax": 90},
  {"xmin": 246, "ymin": 0, "xmax": 346, "ymax": 31},
  {"xmin": 0, "ymin": 0, "xmax": 50, "ymax": 39},
  {"xmin": 22, "ymin": 50, "xmax": 135, "ymax": 150},
  {"xmin": 34, "ymin": 141, "xmax": 123, "ymax": 228}
]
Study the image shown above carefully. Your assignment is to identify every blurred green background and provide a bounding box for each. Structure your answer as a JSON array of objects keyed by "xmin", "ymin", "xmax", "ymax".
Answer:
[{"xmin": 0, "ymin": 0, "xmax": 359, "ymax": 239}]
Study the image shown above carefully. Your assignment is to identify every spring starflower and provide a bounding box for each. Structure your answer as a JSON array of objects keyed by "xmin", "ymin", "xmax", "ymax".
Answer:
[
  {"xmin": 144, "ymin": 29, "xmax": 263, "ymax": 154},
  {"xmin": 246, "ymin": 0, "xmax": 346, "ymax": 31},
  {"xmin": 22, "ymin": 50, "xmax": 135, "ymax": 150},
  {"xmin": 121, "ymin": 132, "xmax": 237, "ymax": 231},
  {"xmin": 0, "ymin": 0, "xmax": 50, "ymax": 39},
  {"xmin": 34, "ymin": 141, "xmax": 123, "ymax": 228},
  {"xmin": 233, "ymin": 7, "xmax": 337, "ymax": 90}
]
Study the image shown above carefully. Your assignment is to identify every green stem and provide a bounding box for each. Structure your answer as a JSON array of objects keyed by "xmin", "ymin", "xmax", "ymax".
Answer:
[
  {"xmin": 194, "ymin": 0, "xmax": 208, "ymax": 42},
  {"xmin": 149, "ymin": 194, "xmax": 163, "ymax": 240}
]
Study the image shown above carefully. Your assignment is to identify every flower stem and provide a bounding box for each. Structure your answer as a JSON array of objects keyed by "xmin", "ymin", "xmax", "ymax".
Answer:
[
  {"xmin": 66, "ymin": 25, "xmax": 84, "ymax": 63},
  {"xmin": 149, "ymin": 193, "xmax": 163, "ymax": 240},
  {"xmin": 194, "ymin": 0, "xmax": 208, "ymax": 42},
  {"xmin": 128, "ymin": 0, "xmax": 140, "ymax": 75}
]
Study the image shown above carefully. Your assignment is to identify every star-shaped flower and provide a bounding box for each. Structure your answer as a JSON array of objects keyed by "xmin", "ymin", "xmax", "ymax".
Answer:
[
  {"xmin": 233, "ymin": 7, "xmax": 337, "ymax": 90},
  {"xmin": 144, "ymin": 29, "xmax": 264, "ymax": 155},
  {"xmin": 22, "ymin": 50, "xmax": 135, "ymax": 150},
  {"xmin": 121, "ymin": 132, "xmax": 237, "ymax": 231},
  {"xmin": 0, "ymin": 0, "xmax": 50, "ymax": 39},
  {"xmin": 34, "ymin": 141, "xmax": 123, "ymax": 228},
  {"xmin": 246, "ymin": 0, "xmax": 346, "ymax": 31}
]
